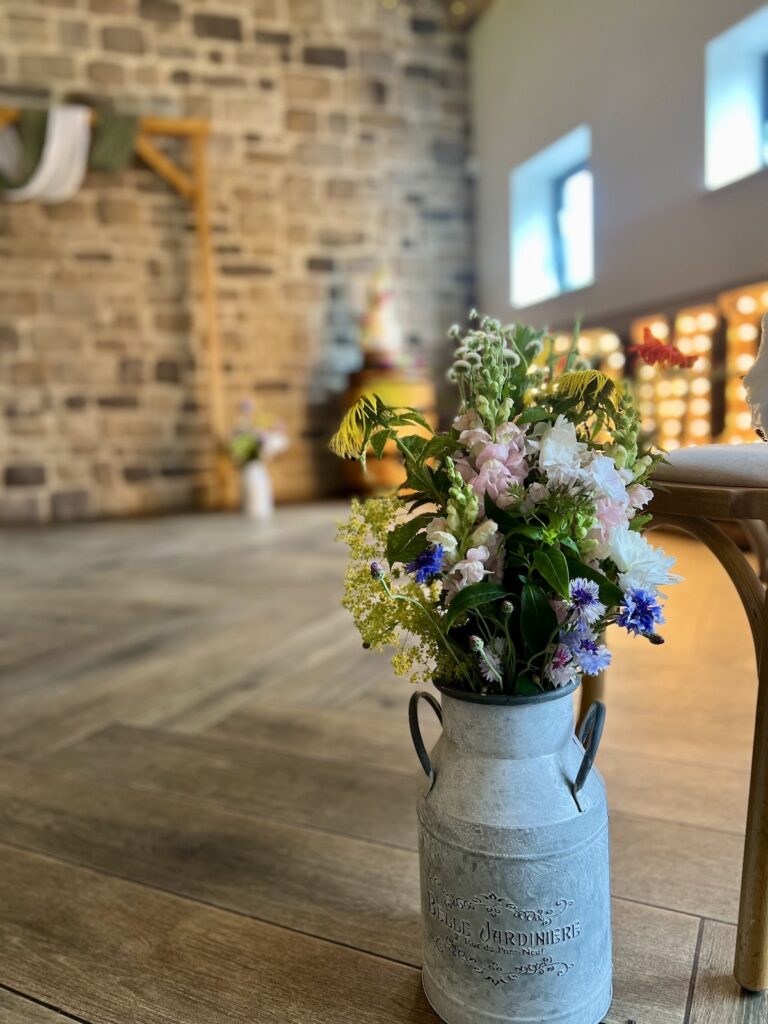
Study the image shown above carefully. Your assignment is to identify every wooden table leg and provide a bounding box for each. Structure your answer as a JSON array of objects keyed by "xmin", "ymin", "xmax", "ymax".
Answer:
[{"xmin": 735, "ymin": 588, "xmax": 768, "ymax": 991}]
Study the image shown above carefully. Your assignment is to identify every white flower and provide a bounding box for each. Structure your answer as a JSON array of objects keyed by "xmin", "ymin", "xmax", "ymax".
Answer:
[
  {"xmin": 520, "ymin": 481, "xmax": 549, "ymax": 514},
  {"xmin": 451, "ymin": 545, "xmax": 490, "ymax": 589},
  {"xmin": 532, "ymin": 415, "xmax": 587, "ymax": 489},
  {"xmin": 588, "ymin": 454, "xmax": 629, "ymax": 505},
  {"xmin": 545, "ymin": 644, "xmax": 579, "ymax": 688},
  {"xmin": 453, "ymin": 409, "xmax": 482, "ymax": 432},
  {"xmin": 480, "ymin": 637, "xmax": 506, "ymax": 683},
  {"xmin": 469, "ymin": 518, "xmax": 498, "ymax": 547},
  {"xmin": 608, "ymin": 527, "xmax": 680, "ymax": 593},
  {"xmin": 426, "ymin": 516, "xmax": 458, "ymax": 560}
]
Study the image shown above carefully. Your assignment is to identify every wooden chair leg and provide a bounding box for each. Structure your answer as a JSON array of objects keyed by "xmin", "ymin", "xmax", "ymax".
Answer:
[
  {"xmin": 735, "ymin": 591, "xmax": 768, "ymax": 991},
  {"xmin": 578, "ymin": 670, "xmax": 605, "ymax": 730}
]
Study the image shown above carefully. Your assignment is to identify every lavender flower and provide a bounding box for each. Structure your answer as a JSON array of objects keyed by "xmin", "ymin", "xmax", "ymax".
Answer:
[
  {"xmin": 563, "ymin": 629, "xmax": 612, "ymax": 675},
  {"xmin": 618, "ymin": 587, "xmax": 665, "ymax": 636},
  {"xmin": 406, "ymin": 544, "xmax": 445, "ymax": 584},
  {"xmin": 370, "ymin": 561, "xmax": 385, "ymax": 581},
  {"xmin": 568, "ymin": 577, "xmax": 606, "ymax": 626}
]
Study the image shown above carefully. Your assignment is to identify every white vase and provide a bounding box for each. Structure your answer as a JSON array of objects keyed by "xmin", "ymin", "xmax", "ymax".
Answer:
[{"xmin": 242, "ymin": 461, "xmax": 274, "ymax": 520}]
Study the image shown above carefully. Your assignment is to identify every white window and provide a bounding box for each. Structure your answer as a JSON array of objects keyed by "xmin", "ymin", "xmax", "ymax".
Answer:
[
  {"xmin": 705, "ymin": 6, "xmax": 768, "ymax": 190},
  {"xmin": 510, "ymin": 126, "xmax": 594, "ymax": 308}
]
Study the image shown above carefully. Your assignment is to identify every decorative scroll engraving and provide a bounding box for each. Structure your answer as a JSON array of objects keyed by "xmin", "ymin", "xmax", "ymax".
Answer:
[
  {"xmin": 430, "ymin": 875, "xmax": 574, "ymax": 925},
  {"xmin": 434, "ymin": 937, "xmax": 573, "ymax": 986}
]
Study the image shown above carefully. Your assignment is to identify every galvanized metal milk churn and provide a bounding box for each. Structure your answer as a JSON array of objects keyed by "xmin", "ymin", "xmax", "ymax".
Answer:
[{"xmin": 409, "ymin": 681, "xmax": 611, "ymax": 1024}]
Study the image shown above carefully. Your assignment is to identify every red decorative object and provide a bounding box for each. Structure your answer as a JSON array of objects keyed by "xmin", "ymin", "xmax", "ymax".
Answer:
[{"xmin": 630, "ymin": 327, "xmax": 697, "ymax": 368}]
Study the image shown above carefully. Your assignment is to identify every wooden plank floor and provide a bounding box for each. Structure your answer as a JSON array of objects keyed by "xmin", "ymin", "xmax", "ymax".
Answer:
[{"xmin": 0, "ymin": 503, "xmax": 766, "ymax": 1023}]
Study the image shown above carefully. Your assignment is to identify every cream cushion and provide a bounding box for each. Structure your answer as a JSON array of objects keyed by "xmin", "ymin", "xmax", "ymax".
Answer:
[{"xmin": 652, "ymin": 443, "xmax": 768, "ymax": 488}]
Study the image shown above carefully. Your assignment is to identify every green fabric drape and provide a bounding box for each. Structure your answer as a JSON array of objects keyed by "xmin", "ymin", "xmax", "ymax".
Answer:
[
  {"xmin": 0, "ymin": 108, "xmax": 47, "ymax": 189},
  {"xmin": 88, "ymin": 113, "xmax": 138, "ymax": 173}
]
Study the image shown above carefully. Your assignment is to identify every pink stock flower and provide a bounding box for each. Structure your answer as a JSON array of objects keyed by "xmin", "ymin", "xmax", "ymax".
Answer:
[
  {"xmin": 588, "ymin": 498, "xmax": 631, "ymax": 549},
  {"xmin": 459, "ymin": 427, "xmax": 493, "ymax": 455},
  {"xmin": 469, "ymin": 459, "xmax": 518, "ymax": 508},
  {"xmin": 628, "ymin": 483, "xmax": 653, "ymax": 510}
]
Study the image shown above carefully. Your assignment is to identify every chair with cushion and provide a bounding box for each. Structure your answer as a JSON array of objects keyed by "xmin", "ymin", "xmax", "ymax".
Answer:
[{"xmin": 580, "ymin": 441, "xmax": 768, "ymax": 991}]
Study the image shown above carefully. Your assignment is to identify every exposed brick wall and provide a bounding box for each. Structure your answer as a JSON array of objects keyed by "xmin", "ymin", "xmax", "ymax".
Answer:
[{"xmin": 0, "ymin": 0, "xmax": 473, "ymax": 522}]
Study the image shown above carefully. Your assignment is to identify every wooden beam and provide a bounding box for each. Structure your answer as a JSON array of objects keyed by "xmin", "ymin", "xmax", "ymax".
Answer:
[
  {"xmin": 133, "ymin": 134, "xmax": 194, "ymax": 200},
  {"xmin": 190, "ymin": 130, "xmax": 233, "ymax": 507}
]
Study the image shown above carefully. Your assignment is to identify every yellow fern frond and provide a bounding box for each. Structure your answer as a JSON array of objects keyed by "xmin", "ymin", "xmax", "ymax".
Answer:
[
  {"xmin": 329, "ymin": 395, "xmax": 379, "ymax": 460},
  {"xmin": 557, "ymin": 370, "xmax": 618, "ymax": 410}
]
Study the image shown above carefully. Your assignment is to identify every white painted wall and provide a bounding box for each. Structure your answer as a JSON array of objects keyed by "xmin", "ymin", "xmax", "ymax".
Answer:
[{"xmin": 470, "ymin": 0, "xmax": 768, "ymax": 329}]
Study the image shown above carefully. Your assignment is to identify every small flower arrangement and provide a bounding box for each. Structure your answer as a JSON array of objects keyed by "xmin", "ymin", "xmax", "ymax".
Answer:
[
  {"xmin": 228, "ymin": 401, "xmax": 289, "ymax": 466},
  {"xmin": 331, "ymin": 313, "xmax": 679, "ymax": 695}
]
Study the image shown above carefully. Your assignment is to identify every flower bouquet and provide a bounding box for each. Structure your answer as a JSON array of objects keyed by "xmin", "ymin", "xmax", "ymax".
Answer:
[
  {"xmin": 228, "ymin": 401, "xmax": 289, "ymax": 521},
  {"xmin": 332, "ymin": 312, "xmax": 678, "ymax": 696}
]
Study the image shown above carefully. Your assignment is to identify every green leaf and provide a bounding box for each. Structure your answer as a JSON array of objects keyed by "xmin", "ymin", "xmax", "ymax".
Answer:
[
  {"xmin": 563, "ymin": 556, "xmax": 623, "ymax": 608},
  {"xmin": 445, "ymin": 582, "xmax": 508, "ymax": 630},
  {"xmin": 517, "ymin": 406, "xmax": 551, "ymax": 425},
  {"xmin": 520, "ymin": 581, "xmax": 558, "ymax": 656},
  {"xmin": 514, "ymin": 674, "xmax": 542, "ymax": 696},
  {"xmin": 369, "ymin": 429, "xmax": 390, "ymax": 460},
  {"xmin": 533, "ymin": 547, "xmax": 570, "ymax": 598},
  {"xmin": 386, "ymin": 513, "xmax": 432, "ymax": 566},
  {"xmin": 629, "ymin": 513, "xmax": 653, "ymax": 532},
  {"xmin": 421, "ymin": 433, "xmax": 459, "ymax": 463},
  {"xmin": 506, "ymin": 524, "xmax": 543, "ymax": 541},
  {"xmin": 386, "ymin": 408, "xmax": 432, "ymax": 432},
  {"xmin": 394, "ymin": 433, "xmax": 429, "ymax": 464}
]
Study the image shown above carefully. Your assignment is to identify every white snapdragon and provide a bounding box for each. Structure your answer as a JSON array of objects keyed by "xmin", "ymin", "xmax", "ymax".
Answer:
[
  {"xmin": 426, "ymin": 516, "xmax": 459, "ymax": 563},
  {"xmin": 452, "ymin": 545, "xmax": 491, "ymax": 589},
  {"xmin": 469, "ymin": 518, "xmax": 498, "ymax": 547}
]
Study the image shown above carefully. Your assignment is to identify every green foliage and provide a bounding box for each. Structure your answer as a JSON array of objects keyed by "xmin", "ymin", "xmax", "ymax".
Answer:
[
  {"xmin": 520, "ymin": 582, "xmax": 558, "ymax": 657},
  {"xmin": 532, "ymin": 547, "xmax": 570, "ymax": 599},
  {"xmin": 445, "ymin": 582, "xmax": 508, "ymax": 630},
  {"xmin": 329, "ymin": 395, "xmax": 432, "ymax": 466}
]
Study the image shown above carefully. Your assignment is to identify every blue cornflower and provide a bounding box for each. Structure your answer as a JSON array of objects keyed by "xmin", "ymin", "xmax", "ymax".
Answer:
[
  {"xmin": 618, "ymin": 587, "xmax": 665, "ymax": 636},
  {"xmin": 407, "ymin": 544, "xmax": 445, "ymax": 584},
  {"xmin": 568, "ymin": 577, "xmax": 605, "ymax": 626},
  {"xmin": 563, "ymin": 628, "xmax": 612, "ymax": 674}
]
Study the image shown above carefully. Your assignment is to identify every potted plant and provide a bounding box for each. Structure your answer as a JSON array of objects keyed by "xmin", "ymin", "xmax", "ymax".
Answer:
[
  {"xmin": 228, "ymin": 401, "xmax": 288, "ymax": 520},
  {"xmin": 330, "ymin": 313, "xmax": 678, "ymax": 1024}
]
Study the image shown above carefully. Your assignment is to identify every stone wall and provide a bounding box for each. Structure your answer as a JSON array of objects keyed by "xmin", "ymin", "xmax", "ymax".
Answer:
[{"xmin": 0, "ymin": 0, "xmax": 473, "ymax": 521}]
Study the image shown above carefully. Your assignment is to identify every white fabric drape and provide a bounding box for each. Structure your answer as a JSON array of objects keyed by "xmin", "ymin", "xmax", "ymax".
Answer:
[{"xmin": 2, "ymin": 105, "xmax": 91, "ymax": 204}]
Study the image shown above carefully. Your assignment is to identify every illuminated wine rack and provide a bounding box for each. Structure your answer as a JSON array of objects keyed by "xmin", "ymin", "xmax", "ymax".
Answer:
[
  {"xmin": 552, "ymin": 329, "xmax": 626, "ymax": 378},
  {"xmin": 718, "ymin": 282, "xmax": 768, "ymax": 444},
  {"xmin": 671, "ymin": 304, "xmax": 718, "ymax": 446}
]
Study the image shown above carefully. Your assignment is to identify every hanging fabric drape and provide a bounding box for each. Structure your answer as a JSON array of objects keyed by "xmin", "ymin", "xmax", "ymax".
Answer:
[{"xmin": 0, "ymin": 105, "xmax": 91, "ymax": 204}]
